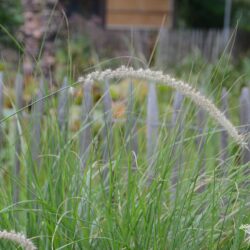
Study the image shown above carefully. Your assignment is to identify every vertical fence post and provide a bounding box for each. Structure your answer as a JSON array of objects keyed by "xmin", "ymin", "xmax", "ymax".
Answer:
[
  {"xmin": 205, "ymin": 29, "xmax": 213, "ymax": 61},
  {"xmin": 220, "ymin": 88, "xmax": 229, "ymax": 167},
  {"xmin": 14, "ymin": 73, "xmax": 23, "ymax": 203},
  {"xmin": 57, "ymin": 77, "xmax": 69, "ymax": 134},
  {"xmin": 126, "ymin": 81, "xmax": 138, "ymax": 170},
  {"xmin": 165, "ymin": 29, "xmax": 170, "ymax": 66},
  {"xmin": 171, "ymin": 91, "xmax": 184, "ymax": 197},
  {"xmin": 146, "ymin": 83, "xmax": 159, "ymax": 183},
  {"xmin": 102, "ymin": 79, "xmax": 113, "ymax": 184},
  {"xmin": 31, "ymin": 78, "xmax": 45, "ymax": 168},
  {"xmin": 79, "ymin": 80, "xmax": 93, "ymax": 170},
  {"xmin": 176, "ymin": 30, "xmax": 182, "ymax": 63},
  {"xmin": 157, "ymin": 28, "xmax": 173, "ymax": 67},
  {"xmin": 212, "ymin": 30, "xmax": 222, "ymax": 61},
  {"xmin": 240, "ymin": 87, "xmax": 250, "ymax": 164},
  {"xmin": 0, "ymin": 72, "xmax": 4, "ymax": 148},
  {"xmin": 196, "ymin": 107, "xmax": 207, "ymax": 192},
  {"xmin": 171, "ymin": 92, "xmax": 184, "ymax": 129},
  {"xmin": 190, "ymin": 29, "xmax": 195, "ymax": 53}
]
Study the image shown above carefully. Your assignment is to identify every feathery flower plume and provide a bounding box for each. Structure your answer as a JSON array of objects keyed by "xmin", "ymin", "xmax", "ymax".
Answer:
[
  {"xmin": 78, "ymin": 66, "xmax": 246, "ymax": 146},
  {"xmin": 0, "ymin": 230, "xmax": 37, "ymax": 250}
]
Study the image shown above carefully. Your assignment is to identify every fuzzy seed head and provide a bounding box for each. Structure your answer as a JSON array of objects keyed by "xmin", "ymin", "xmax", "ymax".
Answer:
[
  {"xmin": 78, "ymin": 66, "xmax": 246, "ymax": 147},
  {"xmin": 0, "ymin": 230, "xmax": 37, "ymax": 250}
]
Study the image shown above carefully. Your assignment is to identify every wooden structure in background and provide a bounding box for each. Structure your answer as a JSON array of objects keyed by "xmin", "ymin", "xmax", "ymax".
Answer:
[{"xmin": 106, "ymin": 0, "xmax": 174, "ymax": 28}]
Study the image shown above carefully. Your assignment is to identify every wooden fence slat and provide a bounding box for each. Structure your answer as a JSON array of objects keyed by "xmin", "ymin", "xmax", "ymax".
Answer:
[
  {"xmin": 190, "ymin": 29, "xmax": 196, "ymax": 53},
  {"xmin": 102, "ymin": 80, "xmax": 113, "ymax": 163},
  {"xmin": 171, "ymin": 91, "xmax": 184, "ymax": 126},
  {"xmin": 212, "ymin": 30, "xmax": 220, "ymax": 61},
  {"xmin": 177, "ymin": 30, "xmax": 182, "ymax": 62},
  {"xmin": 240, "ymin": 87, "xmax": 250, "ymax": 164},
  {"xmin": 57, "ymin": 77, "xmax": 69, "ymax": 132},
  {"xmin": 220, "ymin": 88, "xmax": 229, "ymax": 166},
  {"xmin": 171, "ymin": 91, "xmax": 184, "ymax": 196},
  {"xmin": 79, "ymin": 80, "xmax": 93, "ymax": 170},
  {"xmin": 196, "ymin": 107, "xmax": 207, "ymax": 192},
  {"xmin": 209, "ymin": 29, "xmax": 214, "ymax": 58},
  {"xmin": 146, "ymin": 83, "xmax": 159, "ymax": 183},
  {"xmin": 97, "ymin": 79, "xmax": 114, "ymax": 187},
  {"xmin": 101, "ymin": 80, "xmax": 114, "ymax": 187},
  {"xmin": 156, "ymin": 28, "xmax": 166, "ymax": 67},
  {"xmin": 31, "ymin": 79, "xmax": 45, "ymax": 167},
  {"xmin": 14, "ymin": 73, "xmax": 23, "ymax": 203},
  {"xmin": 0, "ymin": 72, "xmax": 4, "ymax": 148},
  {"xmin": 126, "ymin": 81, "xmax": 138, "ymax": 170}
]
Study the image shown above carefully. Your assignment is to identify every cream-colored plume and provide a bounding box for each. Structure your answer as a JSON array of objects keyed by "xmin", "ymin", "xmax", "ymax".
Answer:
[
  {"xmin": 78, "ymin": 66, "xmax": 246, "ymax": 147},
  {"xmin": 0, "ymin": 230, "xmax": 36, "ymax": 250}
]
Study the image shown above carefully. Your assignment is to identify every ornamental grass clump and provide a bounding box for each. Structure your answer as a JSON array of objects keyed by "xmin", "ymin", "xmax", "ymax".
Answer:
[{"xmin": 78, "ymin": 66, "xmax": 246, "ymax": 147}]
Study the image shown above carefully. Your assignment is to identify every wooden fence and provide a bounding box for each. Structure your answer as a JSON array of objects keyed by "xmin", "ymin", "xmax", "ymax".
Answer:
[
  {"xmin": 156, "ymin": 29, "xmax": 232, "ymax": 65},
  {"xmin": 78, "ymin": 27, "xmax": 234, "ymax": 64},
  {"xmin": 0, "ymin": 72, "xmax": 249, "ymax": 201}
]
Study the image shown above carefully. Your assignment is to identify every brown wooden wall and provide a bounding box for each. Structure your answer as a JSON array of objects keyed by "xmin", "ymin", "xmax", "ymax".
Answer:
[{"xmin": 106, "ymin": 0, "xmax": 173, "ymax": 29}]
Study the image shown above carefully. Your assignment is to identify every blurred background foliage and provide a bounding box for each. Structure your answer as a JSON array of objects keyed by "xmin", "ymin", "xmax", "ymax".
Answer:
[
  {"xmin": 233, "ymin": 0, "xmax": 250, "ymax": 31},
  {"xmin": 177, "ymin": 0, "xmax": 225, "ymax": 28},
  {"xmin": 0, "ymin": 0, "xmax": 250, "ymax": 93},
  {"xmin": 0, "ymin": 0, "xmax": 23, "ymax": 46},
  {"xmin": 177, "ymin": 0, "xmax": 250, "ymax": 31},
  {"xmin": 1, "ymin": 0, "xmax": 250, "ymax": 47},
  {"xmin": 0, "ymin": 0, "xmax": 250, "ymax": 44}
]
